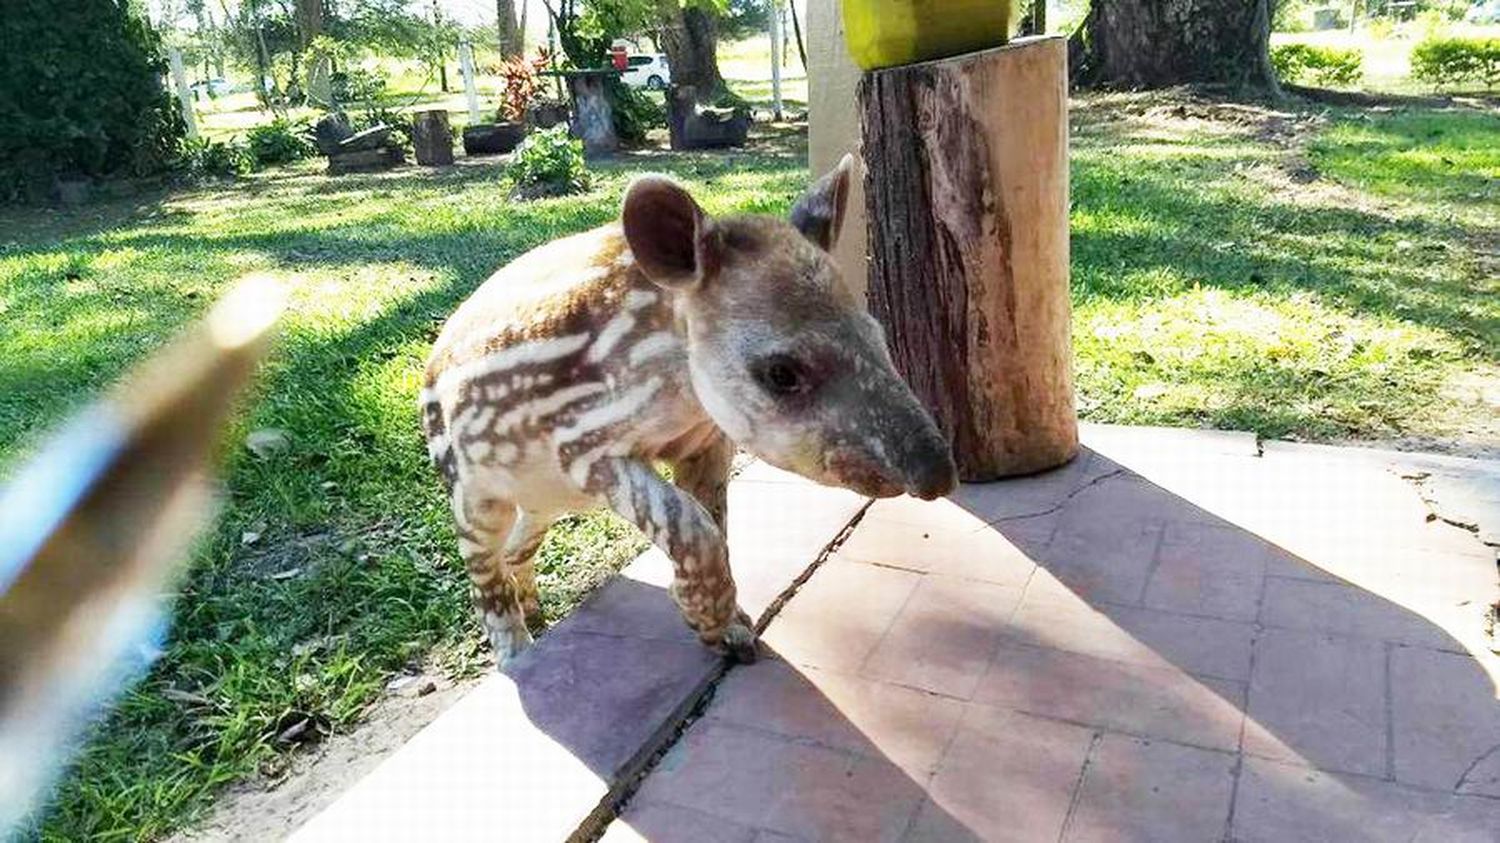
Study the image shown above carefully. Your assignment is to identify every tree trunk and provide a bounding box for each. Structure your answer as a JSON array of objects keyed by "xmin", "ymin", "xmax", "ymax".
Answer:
[
  {"xmin": 859, "ymin": 38, "xmax": 1078, "ymax": 479},
  {"xmin": 294, "ymin": 0, "xmax": 323, "ymax": 47},
  {"xmin": 518, "ymin": 0, "xmax": 529, "ymax": 55},
  {"xmin": 788, "ymin": 0, "xmax": 807, "ymax": 72},
  {"xmin": 657, "ymin": 0, "xmax": 725, "ymax": 102},
  {"xmin": 1070, "ymin": 0, "xmax": 1278, "ymax": 91},
  {"xmin": 497, "ymin": 0, "xmax": 521, "ymax": 57}
]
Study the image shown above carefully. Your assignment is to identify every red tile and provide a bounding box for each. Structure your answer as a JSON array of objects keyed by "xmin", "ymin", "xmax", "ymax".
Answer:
[
  {"xmin": 1390, "ymin": 646, "xmax": 1500, "ymax": 796},
  {"xmin": 1063, "ymin": 735, "xmax": 1236, "ymax": 843},
  {"xmin": 1244, "ymin": 629, "xmax": 1388, "ymax": 777},
  {"xmin": 949, "ymin": 448, "xmax": 1122, "ymax": 523},
  {"xmin": 975, "ymin": 642, "xmax": 1244, "ymax": 751},
  {"xmin": 727, "ymin": 480, "xmax": 869, "ymax": 619},
  {"xmin": 607, "ymin": 800, "xmax": 758, "ymax": 843},
  {"xmin": 1231, "ymin": 756, "xmax": 1500, "ymax": 843},
  {"xmin": 761, "ymin": 560, "xmax": 920, "ymax": 673},
  {"xmin": 861, "ymin": 575, "xmax": 1023, "ymax": 699},
  {"xmin": 1036, "ymin": 475, "xmax": 1179, "ymax": 605},
  {"xmin": 836, "ymin": 504, "xmax": 1037, "ymax": 587},
  {"xmin": 633, "ymin": 721, "xmax": 924, "ymax": 843},
  {"xmin": 1009, "ymin": 581, "xmax": 1256, "ymax": 680},
  {"xmin": 906, "ymin": 706, "xmax": 1095, "ymax": 842},
  {"xmin": 706, "ymin": 659, "xmax": 965, "ymax": 779},
  {"xmin": 1143, "ymin": 521, "xmax": 1269, "ymax": 621},
  {"xmin": 1260, "ymin": 578, "xmax": 1457, "ymax": 649}
]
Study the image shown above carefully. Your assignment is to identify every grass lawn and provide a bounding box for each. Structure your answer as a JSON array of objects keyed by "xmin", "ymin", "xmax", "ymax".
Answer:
[
  {"xmin": 2, "ymin": 94, "xmax": 1497, "ymax": 839},
  {"xmin": 1, "ymin": 139, "xmax": 808, "ymax": 841}
]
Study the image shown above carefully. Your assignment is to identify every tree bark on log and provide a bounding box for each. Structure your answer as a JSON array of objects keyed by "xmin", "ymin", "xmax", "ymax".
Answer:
[
  {"xmin": 412, "ymin": 110, "xmax": 454, "ymax": 165},
  {"xmin": 1069, "ymin": 0, "xmax": 1278, "ymax": 91},
  {"xmin": 859, "ymin": 37, "xmax": 1077, "ymax": 480},
  {"xmin": 656, "ymin": 0, "xmax": 726, "ymax": 102},
  {"xmin": 497, "ymin": 0, "xmax": 522, "ymax": 57}
]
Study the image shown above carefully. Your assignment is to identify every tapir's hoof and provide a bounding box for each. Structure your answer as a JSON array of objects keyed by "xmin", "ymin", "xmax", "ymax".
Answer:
[{"xmin": 720, "ymin": 623, "xmax": 758, "ymax": 664}]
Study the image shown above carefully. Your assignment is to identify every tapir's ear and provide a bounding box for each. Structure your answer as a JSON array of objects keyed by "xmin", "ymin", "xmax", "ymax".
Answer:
[
  {"xmin": 622, "ymin": 175, "xmax": 721, "ymax": 290},
  {"xmin": 790, "ymin": 153, "xmax": 853, "ymax": 252}
]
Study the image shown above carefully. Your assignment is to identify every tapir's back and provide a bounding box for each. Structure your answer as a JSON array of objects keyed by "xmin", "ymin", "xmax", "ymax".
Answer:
[{"xmin": 424, "ymin": 224, "xmax": 639, "ymax": 388}]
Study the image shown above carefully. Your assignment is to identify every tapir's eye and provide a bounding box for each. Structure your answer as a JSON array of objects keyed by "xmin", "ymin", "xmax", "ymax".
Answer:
[{"xmin": 754, "ymin": 354, "xmax": 810, "ymax": 397}]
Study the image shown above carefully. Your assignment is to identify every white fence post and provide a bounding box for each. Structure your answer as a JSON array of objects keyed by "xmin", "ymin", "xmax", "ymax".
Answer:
[
  {"xmin": 459, "ymin": 41, "xmax": 482, "ymax": 124},
  {"xmin": 769, "ymin": 0, "xmax": 784, "ymax": 121},
  {"xmin": 168, "ymin": 47, "xmax": 198, "ymax": 139}
]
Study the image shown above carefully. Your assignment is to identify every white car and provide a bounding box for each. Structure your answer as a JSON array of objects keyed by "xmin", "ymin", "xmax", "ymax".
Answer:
[
  {"xmin": 621, "ymin": 54, "xmax": 671, "ymax": 90},
  {"xmin": 1467, "ymin": 0, "xmax": 1500, "ymax": 23},
  {"xmin": 190, "ymin": 78, "xmax": 233, "ymax": 99}
]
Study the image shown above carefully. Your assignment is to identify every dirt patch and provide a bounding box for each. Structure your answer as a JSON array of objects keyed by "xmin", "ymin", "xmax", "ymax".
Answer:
[{"xmin": 169, "ymin": 670, "xmax": 482, "ymax": 843}]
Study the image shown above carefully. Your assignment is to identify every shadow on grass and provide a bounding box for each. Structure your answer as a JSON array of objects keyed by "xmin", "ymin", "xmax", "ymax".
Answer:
[{"xmin": 1071, "ymin": 148, "xmax": 1497, "ymax": 359}]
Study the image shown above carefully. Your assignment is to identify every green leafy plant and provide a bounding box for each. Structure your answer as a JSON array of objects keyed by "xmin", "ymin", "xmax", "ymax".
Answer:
[
  {"xmin": 498, "ymin": 51, "xmax": 552, "ymax": 123},
  {"xmin": 350, "ymin": 106, "xmax": 413, "ymax": 150},
  {"xmin": 246, "ymin": 118, "xmax": 316, "ymax": 166},
  {"xmin": 610, "ymin": 81, "xmax": 665, "ymax": 144},
  {"xmin": 330, "ymin": 67, "xmax": 388, "ymax": 106},
  {"xmin": 508, "ymin": 124, "xmax": 589, "ymax": 197},
  {"xmin": 176, "ymin": 136, "xmax": 253, "ymax": 180},
  {"xmin": 1270, "ymin": 44, "xmax": 1364, "ymax": 87},
  {"xmin": 1411, "ymin": 37, "xmax": 1500, "ymax": 90}
]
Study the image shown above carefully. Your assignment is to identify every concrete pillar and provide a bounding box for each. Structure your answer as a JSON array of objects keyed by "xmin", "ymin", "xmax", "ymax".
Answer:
[{"xmin": 806, "ymin": 0, "xmax": 867, "ymax": 302}]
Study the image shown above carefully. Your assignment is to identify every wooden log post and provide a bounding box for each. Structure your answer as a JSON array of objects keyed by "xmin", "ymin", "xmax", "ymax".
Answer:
[
  {"xmin": 411, "ymin": 110, "xmax": 454, "ymax": 166},
  {"xmin": 858, "ymin": 36, "xmax": 1076, "ymax": 480}
]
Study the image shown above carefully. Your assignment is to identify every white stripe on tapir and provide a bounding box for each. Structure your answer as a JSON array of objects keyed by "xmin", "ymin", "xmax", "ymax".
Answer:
[
  {"xmin": 493, "ymin": 382, "xmax": 608, "ymax": 435},
  {"xmin": 432, "ymin": 333, "xmax": 592, "ymax": 398},
  {"xmin": 623, "ymin": 289, "xmax": 658, "ymax": 310},
  {"xmin": 627, "ymin": 332, "xmax": 680, "ymax": 367},
  {"xmin": 587, "ymin": 311, "xmax": 636, "ymax": 363},
  {"xmin": 555, "ymin": 377, "xmax": 663, "ymax": 445}
]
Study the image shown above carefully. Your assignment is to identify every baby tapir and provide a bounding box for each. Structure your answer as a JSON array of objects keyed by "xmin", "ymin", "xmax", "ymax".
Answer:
[{"xmin": 420, "ymin": 155, "xmax": 957, "ymax": 666}]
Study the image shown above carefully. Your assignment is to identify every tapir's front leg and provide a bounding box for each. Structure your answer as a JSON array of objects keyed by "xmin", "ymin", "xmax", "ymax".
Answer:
[
  {"xmin": 584, "ymin": 456, "xmax": 756, "ymax": 661},
  {"xmin": 670, "ymin": 434, "xmax": 733, "ymax": 534}
]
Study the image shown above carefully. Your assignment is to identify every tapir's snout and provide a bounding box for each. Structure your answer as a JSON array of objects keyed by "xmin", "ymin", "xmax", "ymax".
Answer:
[{"xmin": 899, "ymin": 423, "xmax": 959, "ymax": 500}]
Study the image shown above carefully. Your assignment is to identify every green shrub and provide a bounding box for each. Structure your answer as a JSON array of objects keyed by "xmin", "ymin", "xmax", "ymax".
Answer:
[
  {"xmin": 350, "ymin": 106, "xmax": 413, "ymax": 151},
  {"xmin": 609, "ymin": 82, "xmax": 664, "ymax": 144},
  {"xmin": 177, "ymin": 136, "xmax": 252, "ymax": 180},
  {"xmin": 508, "ymin": 125, "xmax": 589, "ymax": 198},
  {"xmin": 1270, "ymin": 43, "xmax": 1364, "ymax": 87},
  {"xmin": 0, "ymin": 0, "xmax": 187, "ymax": 201},
  {"xmin": 246, "ymin": 118, "xmax": 315, "ymax": 166},
  {"xmin": 1410, "ymin": 37, "xmax": 1500, "ymax": 90}
]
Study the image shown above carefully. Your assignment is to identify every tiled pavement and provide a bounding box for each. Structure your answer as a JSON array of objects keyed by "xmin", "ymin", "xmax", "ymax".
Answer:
[{"xmin": 296, "ymin": 425, "xmax": 1500, "ymax": 842}]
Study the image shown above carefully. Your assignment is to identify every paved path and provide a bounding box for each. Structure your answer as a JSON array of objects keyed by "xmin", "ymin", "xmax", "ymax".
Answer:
[
  {"xmin": 294, "ymin": 425, "xmax": 1500, "ymax": 842},
  {"xmin": 612, "ymin": 427, "xmax": 1500, "ymax": 842}
]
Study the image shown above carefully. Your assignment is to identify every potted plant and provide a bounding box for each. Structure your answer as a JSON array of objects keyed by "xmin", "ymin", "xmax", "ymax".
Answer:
[{"xmin": 463, "ymin": 52, "xmax": 549, "ymax": 156}]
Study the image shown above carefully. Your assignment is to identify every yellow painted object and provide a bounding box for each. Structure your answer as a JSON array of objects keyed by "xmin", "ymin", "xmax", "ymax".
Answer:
[{"xmin": 841, "ymin": 0, "xmax": 1012, "ymax": 70}]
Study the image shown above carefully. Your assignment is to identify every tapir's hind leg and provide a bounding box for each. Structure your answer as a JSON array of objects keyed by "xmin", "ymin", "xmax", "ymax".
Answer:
[
  {"xmin": 451, "ymin": 487, "xmax": 535, "ymax": 666},
  {"xmin": 504, "ymin": 509, "xmax": 555, "ymax": 633}
]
